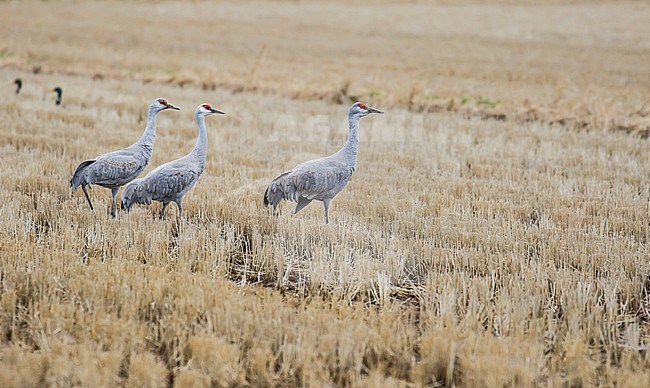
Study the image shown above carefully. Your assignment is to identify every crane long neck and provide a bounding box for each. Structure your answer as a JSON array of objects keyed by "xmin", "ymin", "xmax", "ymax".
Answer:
[
  {"xmin": 191, "ymin": 112, "xmax": 208, "ymax": 168},
  {"xmin": 136, "ymin": 106, "xmax": 158, "ymax": 159},
  {"xmin": 339, "ymin": 113, "xmax": 360, "ymax": 165}
]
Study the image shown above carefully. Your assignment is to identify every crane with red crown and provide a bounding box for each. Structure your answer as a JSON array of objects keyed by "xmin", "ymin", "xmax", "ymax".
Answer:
[
  {"xmin": 263, "ymin": 102, "xmax": 383, "ymax": 224},
  {"xmin": 121, "ymin": 103, "xmax": 225, "ymax": 218}
]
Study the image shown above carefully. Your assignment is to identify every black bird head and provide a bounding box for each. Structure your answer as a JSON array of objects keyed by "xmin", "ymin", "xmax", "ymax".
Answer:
[{"xmin": 53, "ymin": 87, "xmax": 62, "ymax": 105}]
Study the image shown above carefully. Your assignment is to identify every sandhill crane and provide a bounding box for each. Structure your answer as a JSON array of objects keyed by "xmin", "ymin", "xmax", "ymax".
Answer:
[
  {"xmin": 121, "ymin": 103, "xmax": 225, "ymax": 219},
  {"xmin": 14, "ymin": 79, "xmax": 22, "ymax": 94},
  {"xmin": 53, "ymin": 87, "xmax": 62, "ymax": 105},
  {"xmin": 70, "ymin": 98, "xmax": 179, "ymax": 217},
  {"xmin": 264, "ymin": 102, "xmax": 383, "ymax": 223}
]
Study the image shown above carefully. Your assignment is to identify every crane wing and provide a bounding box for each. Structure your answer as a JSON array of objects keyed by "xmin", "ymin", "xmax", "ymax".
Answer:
[
  {"xmin": 142, "ymin": 164, "xmax": 201, "ymax": 200},
  {"xmin": 265, "ymin": 157, "xmax": 354, "ymax": 206},
  {"xmin": 291, "ymin": 160, "xmax": 354, "ymax": 200},
  {"xmin": 88, "ymin": 152, "xmax": 145, "ymax": 186}
]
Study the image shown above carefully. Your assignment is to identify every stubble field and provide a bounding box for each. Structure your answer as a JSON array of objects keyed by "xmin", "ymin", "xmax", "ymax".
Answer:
[{"xmin": 0, "ymin": 1, "xmax": 649, "ymax": 386}]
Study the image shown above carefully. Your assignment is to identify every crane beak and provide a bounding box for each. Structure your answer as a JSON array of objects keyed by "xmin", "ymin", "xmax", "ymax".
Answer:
[
  {"xmin": 210, "ymin": 108, "xmax": 225, "ymax": 115},
  {"xmin": 368, "ymin": 107, "xmax": 384, "ymax": 114},
  {"xmin": 166, "ymin": 103, "xmax": 180, "ymax": 110}
]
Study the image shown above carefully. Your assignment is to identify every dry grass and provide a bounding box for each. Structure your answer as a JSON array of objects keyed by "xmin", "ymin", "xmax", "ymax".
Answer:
[
  {"xmin": 2, "ymin": 0, "xmax": 650, "ymax": 133},
  {"xmin": 1, "ymin": 1, "xmax": 649, "ymax": 386}
]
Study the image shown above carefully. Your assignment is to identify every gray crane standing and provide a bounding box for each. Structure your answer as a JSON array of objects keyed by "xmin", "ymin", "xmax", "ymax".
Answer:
[
  {"xmin": 70, "ymin": 98, "xmax": 179, "ymax": 217},
  {"xmin": 264, "ymin": 102, "xmax": 383, "ymax": 223},
  {"xmin": 121, "ymin": 103, "xmax": 225, "ymax": 218}
]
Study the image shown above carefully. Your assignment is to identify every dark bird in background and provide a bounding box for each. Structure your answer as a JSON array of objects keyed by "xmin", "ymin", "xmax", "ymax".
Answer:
[
  {"xmin": 14, "ymin": 79, "xmax": 22, "ymax": 94},
  {"xmin": 53, "ymin": 86, "xmax": 62, "ymax": 105}
]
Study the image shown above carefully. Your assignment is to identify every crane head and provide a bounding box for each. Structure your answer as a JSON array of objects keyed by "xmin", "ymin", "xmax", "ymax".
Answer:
[
  {"xmin": 152, "ymin": 98, "xmax": 180, "ymax": 111},
  {"xmin": 350, "ymin": 102, "xmax": 383, "ymax": 118},
  {"xmin": 197, "ymin": 103, "xmax": 225, "ymax": 116}
]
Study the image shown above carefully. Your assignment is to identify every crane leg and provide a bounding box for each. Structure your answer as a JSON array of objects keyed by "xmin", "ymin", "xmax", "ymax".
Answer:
[
  {"xmin": 110, "ymin": 187, "xmax": 119, "ymax": 218},
  {"xmin": 175, "ymin": 199, "xmax": 183, "ymax": 218},
  {"xmin": 82, "ymin": 185, "xmax": 94, "ymax": 210},
  {"xmin": 323, "ymin": 198, "xmax": 331, "ymax": 224},
  {"xmin": 160, "ymin": 202, "xmax": 169, "ymax": 220}
]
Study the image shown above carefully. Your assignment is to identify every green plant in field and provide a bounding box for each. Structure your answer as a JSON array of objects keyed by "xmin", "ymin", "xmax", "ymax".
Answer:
[
  {"xmin": 369, "ymin": 90, "xmax": 381, "ymax": 98},
  {"xmin": 459, "ymin": 95, "xmax": 469, "ymax": 105},
  {"xmin": 425, "ymin": 94, "xmax": 439, "ymax": 100},
  {"xmin": 475, "ymin": 96, "xmax": 500, "ymax": 108}
]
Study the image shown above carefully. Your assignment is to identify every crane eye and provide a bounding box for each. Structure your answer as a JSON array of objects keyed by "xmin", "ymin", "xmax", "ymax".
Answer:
[
  {"xmin": 358, "ymin": 103, "xmax": 367, "ymax": 110},
  {"xmin": 202, "ymin": 104, "xmax": 212, "ymax": 110},
  {"xmin": 160, "ymin": 99, "xmax": 167, "ymax": 106}
]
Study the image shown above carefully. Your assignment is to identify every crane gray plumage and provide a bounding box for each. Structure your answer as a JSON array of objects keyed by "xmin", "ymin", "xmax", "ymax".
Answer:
[
  {"xmin": 264, "ymin": 102, "xmax": 383, "ymax": 223},
  {"xmin": 70, "ymin": 98, "xmax": 179, "ymax": 217},
  {"xmin": 121, "ymin": 103, "xmax": 225, "ymax": 218}
]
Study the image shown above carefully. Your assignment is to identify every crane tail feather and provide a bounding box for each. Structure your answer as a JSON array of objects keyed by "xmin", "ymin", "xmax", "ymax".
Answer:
[
  {"xmin": 121, "ymin": 181, "xmax": 138, "ymax": 211},
  {"xmin": 121, "ymin": 180, "xmax": 151, "ymax": 211},
  {"xmin": 263, "ymin": 186, "xmax": 271, "ymax": 207},
  {"xmin": 70, "ymin": 160, "xmax": 96, "ymax": 190},
  {"xmin": 263, "ymin": 183, "xmax": 287, "ymax": 210},
  {"xmin": 264, "ymin": 171, "xmax": 293, "ymax": 210}
]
